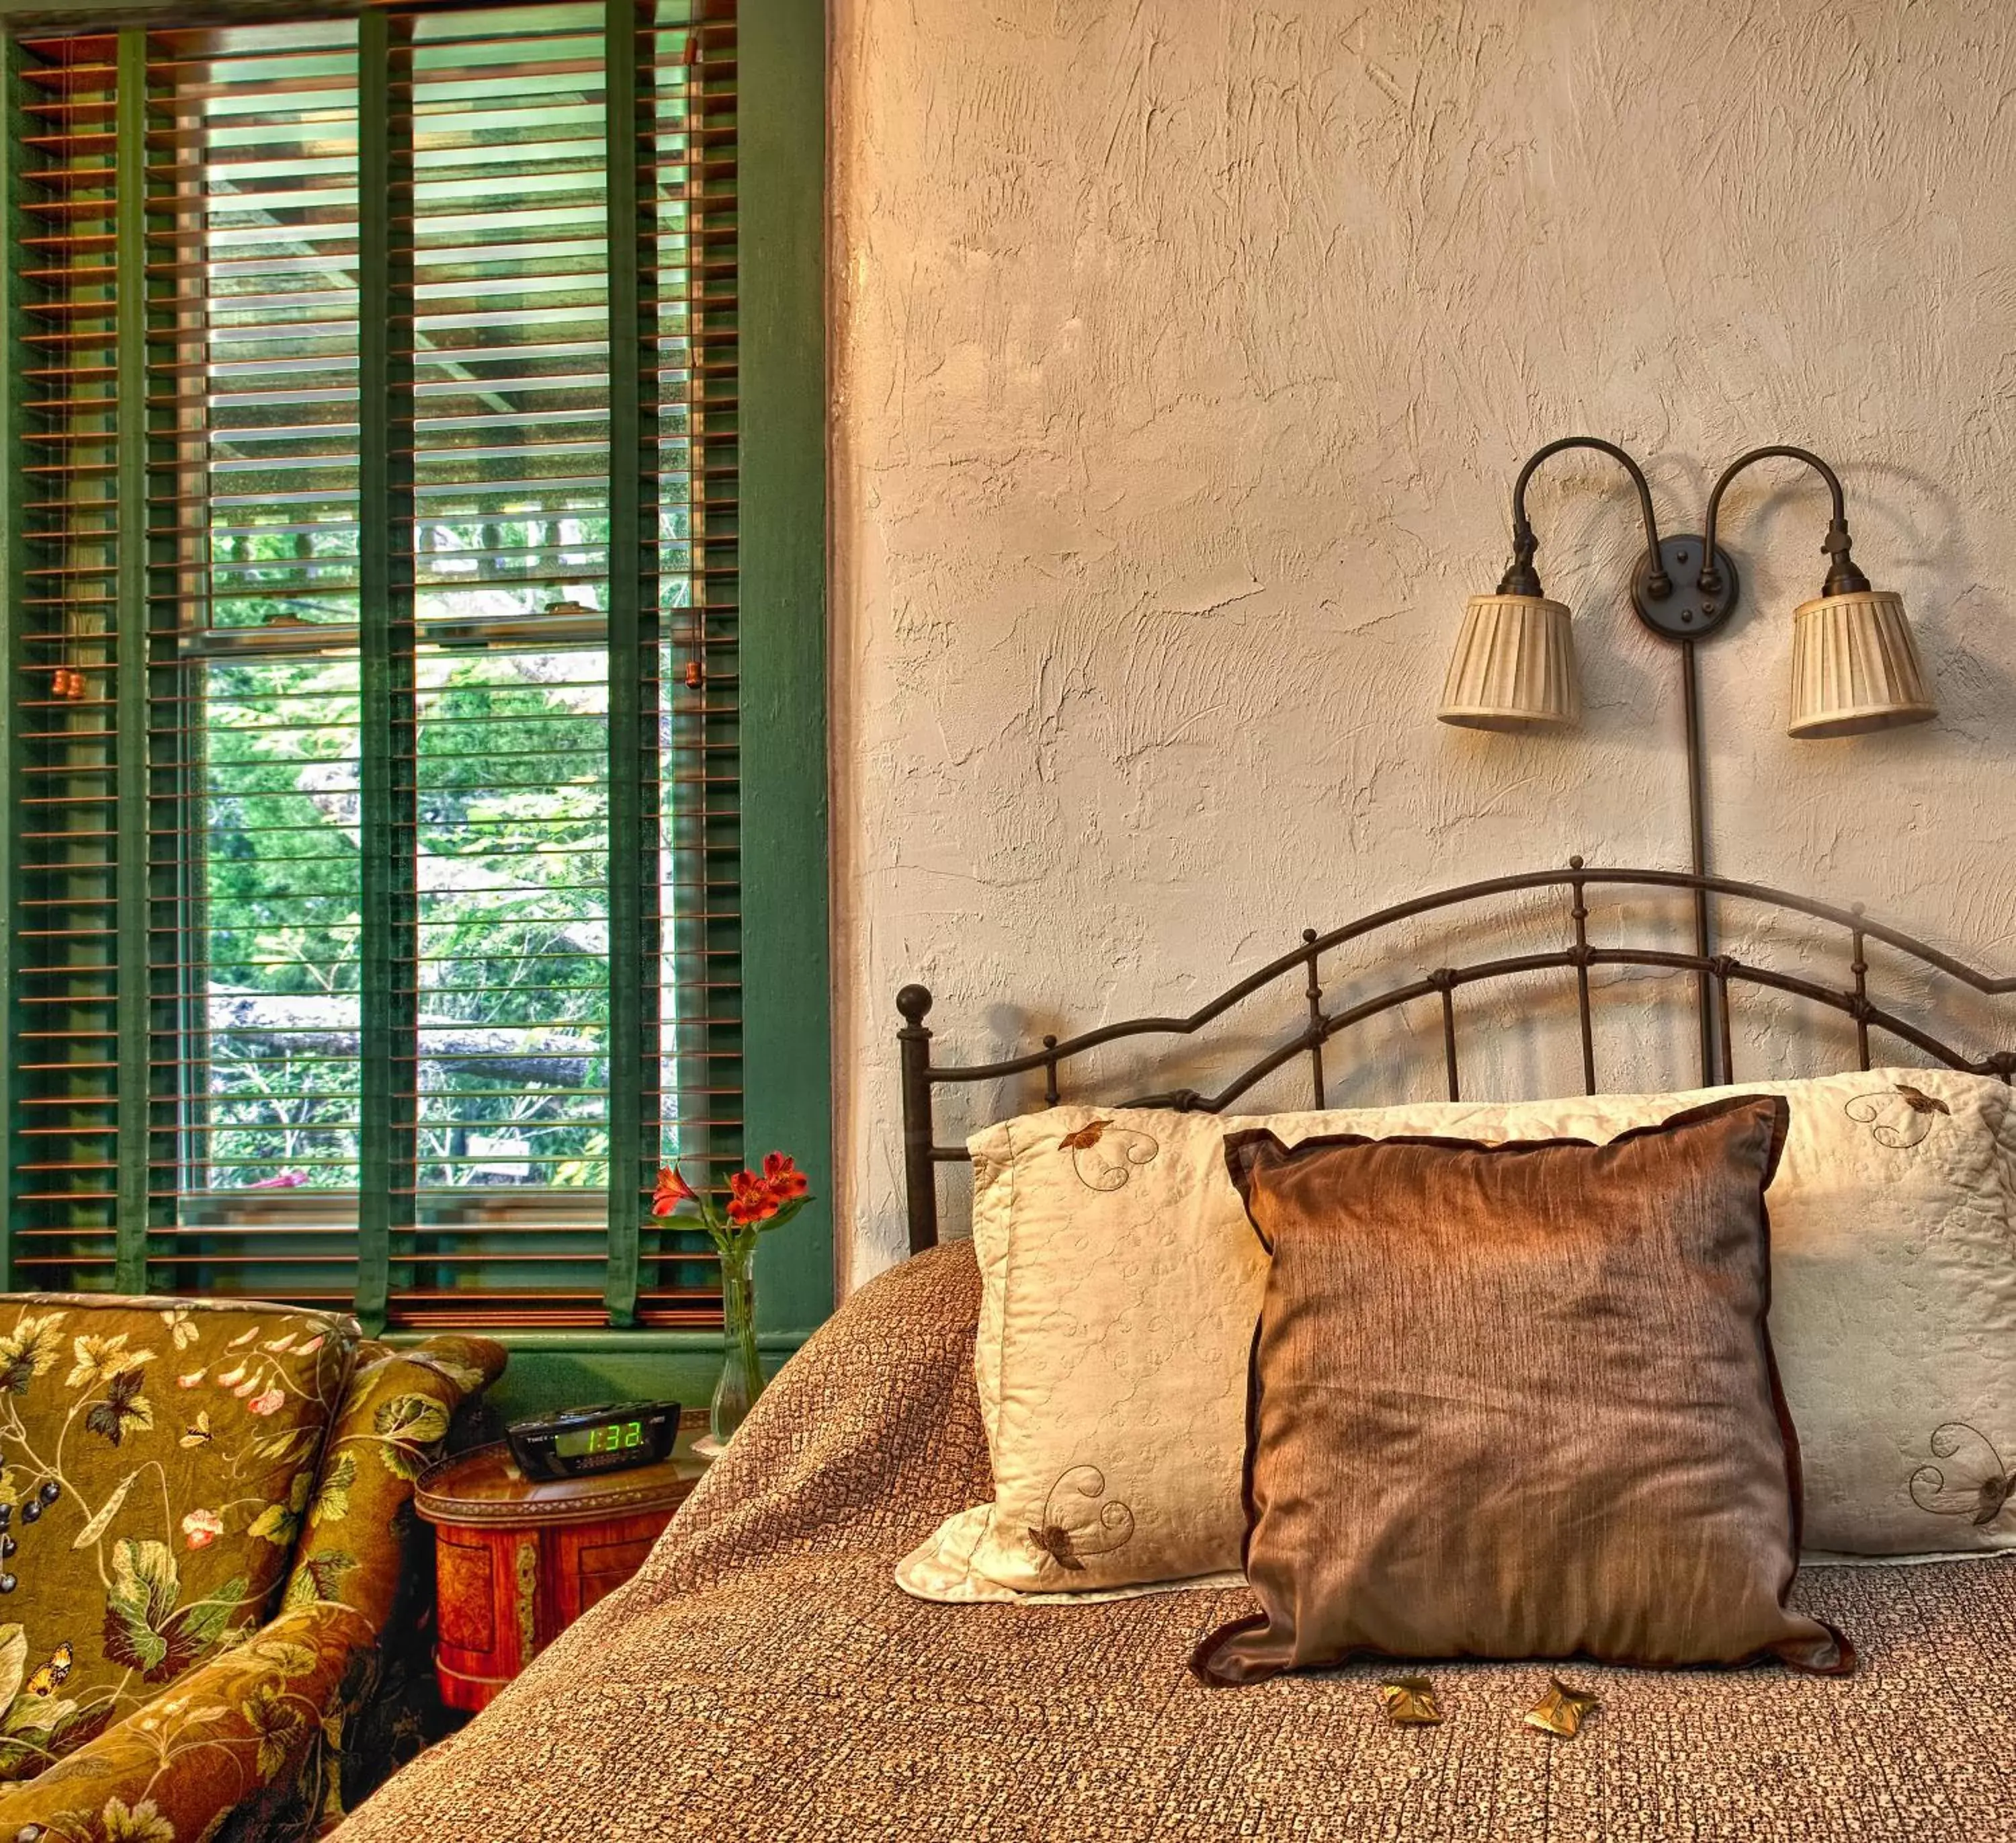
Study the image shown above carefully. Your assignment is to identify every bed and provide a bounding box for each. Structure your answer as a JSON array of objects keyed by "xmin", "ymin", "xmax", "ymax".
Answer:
[{"xmin": 333, "ymin": 863, "xmax": 2016, "ymax": 1842}]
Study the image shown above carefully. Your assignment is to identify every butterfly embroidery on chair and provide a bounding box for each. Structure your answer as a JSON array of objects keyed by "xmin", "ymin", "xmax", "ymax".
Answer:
[
  {"xmin": 1845, "ymin": 1082, "xmax": 1951, "ymax": 1150},
  {"xmin": 25, "ymin": 1643, "xmax": 71, "ymax": 1698},
  {"xmin": 1057, "ymin": 1119, "xmax": 1160, "ymax": 1194},
  {"xmin": 1026, "ymin": 1465, "xmax": 1136, "ymax": 1573},
  {"xmin": 1909, "ymin": 1422, "xmax": 2016, "ymax": 1527}
]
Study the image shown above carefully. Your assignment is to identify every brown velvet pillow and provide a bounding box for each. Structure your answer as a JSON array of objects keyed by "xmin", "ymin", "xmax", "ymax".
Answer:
[{"xmin": 1191, "ymin": 1095, "xmax": 1852, "ymax": 1685}]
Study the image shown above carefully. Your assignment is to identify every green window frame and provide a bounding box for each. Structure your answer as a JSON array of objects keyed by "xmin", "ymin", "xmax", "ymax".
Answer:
[{"xmin": 0, "ymin": 0, "xmax": 828, "ymax": 1381}]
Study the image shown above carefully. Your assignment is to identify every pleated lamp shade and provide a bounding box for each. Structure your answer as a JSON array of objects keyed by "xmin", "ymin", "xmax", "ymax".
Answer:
[
  {"xmin": 1437, "ymin": 593, "xmax": 1580, "ymax": 730},
  {"xmin": 1788, "ymin": 589, "xmax": 1937, "ymax": 738}
]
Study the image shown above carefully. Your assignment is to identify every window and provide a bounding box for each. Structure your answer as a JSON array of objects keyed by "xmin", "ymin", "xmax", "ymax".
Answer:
[{"xmin": 0, "ymin": 0, "xmax": 802, "ymax": 1334}]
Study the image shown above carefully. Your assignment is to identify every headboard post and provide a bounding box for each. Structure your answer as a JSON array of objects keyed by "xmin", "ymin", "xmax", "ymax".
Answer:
[{"xmin": 896, "ymin": 984, "xmax": 939, "ymax": 1252}]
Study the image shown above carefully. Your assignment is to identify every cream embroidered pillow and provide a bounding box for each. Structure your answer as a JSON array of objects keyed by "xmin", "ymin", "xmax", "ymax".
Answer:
[{"xmin": 894, "ymin": 1070, "xmax": 2016, "ymax": 1602}]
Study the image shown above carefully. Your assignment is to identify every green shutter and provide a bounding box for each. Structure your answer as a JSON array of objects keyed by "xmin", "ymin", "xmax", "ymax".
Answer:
[
  {"xmin": 11, "ymin": 28, "xmax": 125, "ymax": 1290},
  {"xmin": 2, "ymin": 0, "xmax": 769, "ymax": 1332}
]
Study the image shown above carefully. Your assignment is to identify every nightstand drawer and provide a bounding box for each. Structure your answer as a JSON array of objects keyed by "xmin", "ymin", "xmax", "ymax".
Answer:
[{"xmin": 567, "ymin": 1530, "xmax": 664, "ymax": 1616}]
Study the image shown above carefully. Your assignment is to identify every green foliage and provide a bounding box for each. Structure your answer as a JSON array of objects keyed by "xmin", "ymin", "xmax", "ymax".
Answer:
[{"xmin": 196, "ymin": 520, "xmax": 626, "ymax": 1197}]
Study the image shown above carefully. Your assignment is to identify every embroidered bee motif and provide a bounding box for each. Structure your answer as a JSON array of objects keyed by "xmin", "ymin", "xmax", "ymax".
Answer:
[
  {"xmin": 1025, "ymin": 1465, "xmax": 1136, "ymax": 1573},
  {"xmin": 1845, "ymin": 1082, "xmax": 1951, "ymax": 1149},
  {"xmin": 25, "ymin": 1643, "xmax": 72, "ymax": 1697},
  {"xmin": 1910, "ymin": 1422, "xmax": 2016, "ymax": 1526},
  {"xmin": 1057, "ymin": 1119, "xmax": 1160, "ymax": 1194}
]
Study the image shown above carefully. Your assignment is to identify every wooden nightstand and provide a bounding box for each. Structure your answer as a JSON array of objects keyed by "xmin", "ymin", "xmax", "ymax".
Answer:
[{"xmin": 416, "ymin": 1409, "xmax": 712, "ymax": 1712}]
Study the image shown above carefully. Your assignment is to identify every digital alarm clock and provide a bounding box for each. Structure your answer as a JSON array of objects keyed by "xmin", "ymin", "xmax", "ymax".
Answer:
[{"xmin": 505, "ymin": 1400, "xmax": 681, "ymax": 1481}]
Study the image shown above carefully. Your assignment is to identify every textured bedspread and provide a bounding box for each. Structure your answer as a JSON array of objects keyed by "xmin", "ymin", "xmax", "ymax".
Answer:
[{"xmin": 335, "ymin": 1243, "xmax": 2016, "ymax": 1842}]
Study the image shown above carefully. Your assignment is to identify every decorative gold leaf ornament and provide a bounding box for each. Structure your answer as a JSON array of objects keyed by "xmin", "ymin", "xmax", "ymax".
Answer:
[
  {"xmin": 1057, "ymin": 1118, "xmax": 1161, "ymax": 1192},
  {"xmin": 1910, "ymin": 1422, "xmax": 2016, "ymax": 1527},
  {"xmin": 1845, "ymin": 1082, "xmax": 1951, "ymax": 1149},
  {"xmin": 1025, "ymin": 1465, "xmax": 1136, "ymax": 1573},
  {"xmin": 1525, "ymin": 1678, "xmax": 1600, "ymax": 1739},
  {"xmin": 1377, "ymin": 1678, "xmax": 1443, "ymax": 1726}
]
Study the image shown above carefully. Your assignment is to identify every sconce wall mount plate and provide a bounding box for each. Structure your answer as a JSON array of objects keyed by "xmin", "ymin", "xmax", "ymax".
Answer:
[{"xmin": 1630, "ymin": 535, "xmax": 1740, "ymax": 641}]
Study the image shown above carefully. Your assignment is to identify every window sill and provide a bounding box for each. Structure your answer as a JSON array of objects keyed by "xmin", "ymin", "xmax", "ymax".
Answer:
[{"xmin": 386, "ymin": 1327, "xmax": 815, "ymax": 1355}]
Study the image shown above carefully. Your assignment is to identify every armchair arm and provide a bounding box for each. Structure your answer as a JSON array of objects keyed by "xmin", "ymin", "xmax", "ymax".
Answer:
[
  {"xmin": 0, "ymin": 1337, "xmax": 504, "ymax": 1842},
  {"xmin": 0, "ymin": 1598, "xmax": 374, "ymax": 1843},
  {"xmin": 285, "ymin": 1336, "xmax": 505, "ymax": 1633}
]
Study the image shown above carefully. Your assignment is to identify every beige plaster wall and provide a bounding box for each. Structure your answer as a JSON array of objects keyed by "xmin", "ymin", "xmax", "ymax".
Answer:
[{"xmin": 828, "ymin": 0, "xmax": 2016, "ymax": 1286}]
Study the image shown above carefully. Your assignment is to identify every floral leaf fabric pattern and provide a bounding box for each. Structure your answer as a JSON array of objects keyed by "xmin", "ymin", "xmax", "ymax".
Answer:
[
  {"xmin": 102, "ymin": 1540, "xmax": 181, "ymax": 1676},
  {"xmin": 0, "ymin": 1292, "xmax": 356, "ymax": 1781},
  {"xmin": 0, "ymin": 1317, "xmax": 62, "ymax": 1398},
  {"xmin": 288, "ymin": 1340, "xmax": 501, "ymax": 1637},
  {"xmin": 0, "ymin": 1624, "xmax": 84, "ymax": 1786},
  {"xmin": 83, "ymin": 1372, "xmax": 154, "ymax": 1448},
  {"xmin": 272, "ymin": 1337, "xmax": 503, "ymax": 1826},
  {"xmin": 0, "ymin": 1600, "xmax": 372, "ymax": 1843},
  {"xmin": 249, "ymin": 1472, "xmax": 316, "ymax": 1550},
  {"xmin": 95, "ymin": 1796, "xmax": 177, "ymax": 1843},
  {"xmin": 370, "ymin": 1393, "xmax": 453, "ymax": 1481},
  {"xmin": 0, "ymin": 1315, "xmax": 499, "ymax": 1842},
  {"xmin": 310, "ymin": 1453, "xmax": 357, "ymax": 1530},
  {"xmin": 282, "ymin": 1554, "xmax": 357, "ymax": 1614},
  {"xmin": 0, "ymin": 1627, "xmax": 25, "ymax": 1712},
  {"xmin": 66, "ymin": 1334, "xmax": 153, "ymax": 1394},
  {"xmin": 100, "ymin": 1539, "xmax": 245, "ymax": 1688},
  {"xmin": 71, "ymin": 1474, "xmax": 137, "ymax": 1552},
  {"xmin": 240, "ymin": 1680, "xmax": 310, "ymax": 1780}
]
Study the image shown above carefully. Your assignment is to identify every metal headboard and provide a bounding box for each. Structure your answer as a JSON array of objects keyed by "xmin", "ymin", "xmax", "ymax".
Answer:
[{"xmin": 894, "ymin": 860, "xmax": 2016, "ymax": 1254}]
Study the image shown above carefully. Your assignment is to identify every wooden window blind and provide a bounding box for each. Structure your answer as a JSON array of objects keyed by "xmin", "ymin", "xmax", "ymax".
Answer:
[{"xmin": 5, "ymin": 0, "xmax": 739, "ymax": 1332}]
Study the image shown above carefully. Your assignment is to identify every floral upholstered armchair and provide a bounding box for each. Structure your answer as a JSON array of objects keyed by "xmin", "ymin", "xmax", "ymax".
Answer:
[{"xmin": 0, "ymin": 1292, "xmax": 503, "ymax": 1843}]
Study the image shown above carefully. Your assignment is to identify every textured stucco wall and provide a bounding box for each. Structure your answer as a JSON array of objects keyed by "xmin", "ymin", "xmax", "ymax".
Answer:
[{"xmin": 829, "ymin": 0, "xmax": 2016, "ymax": 1287}]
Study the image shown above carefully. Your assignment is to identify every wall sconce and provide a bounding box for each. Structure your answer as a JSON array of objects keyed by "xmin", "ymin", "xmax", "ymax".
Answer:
[
  {"xmin": 1437, "ymin": 436, "xmax": 1937, "ymax": 1076},
  {"xmin": 1440, "ymin": 438, "xmax": 1935, "ymax": 739}
]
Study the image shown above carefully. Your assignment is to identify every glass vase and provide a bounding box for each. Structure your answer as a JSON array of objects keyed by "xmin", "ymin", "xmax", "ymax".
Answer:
[{"xmin": 710, "ymin": 1237, "xmax": 765, "ymax": 1444}]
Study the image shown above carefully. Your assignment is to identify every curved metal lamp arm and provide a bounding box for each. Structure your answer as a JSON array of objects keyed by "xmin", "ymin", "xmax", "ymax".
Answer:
[
  {"xmin": 1697, "ymin": 444, "xmax": 1870, "ymax": 607},
  {"xmin": 1499, "ymin": 436, "xmax": 1671, "ymax": 600}
]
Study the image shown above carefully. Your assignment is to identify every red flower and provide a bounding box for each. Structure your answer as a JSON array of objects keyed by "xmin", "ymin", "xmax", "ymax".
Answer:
[
  {"xmin": 761, "ymin": 1152, "xmax": 808, "ymax": 1202},
  {"xmin": 651, "ymin": 1165, "xmax": 700, "ymax": 1219},
  {"xmin": 726, "ymin": 1168, "xmax": 781, "ymax": 1226}
]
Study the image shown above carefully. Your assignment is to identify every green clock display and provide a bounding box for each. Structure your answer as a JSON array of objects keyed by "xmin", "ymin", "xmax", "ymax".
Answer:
[
  {"xmin": 505, "ymin": 1400, "xmax": 680, "ymax": 1480},
  {"xmin": 553, "ymin": 1418, "xmax": 645, "ymax": 1460}
]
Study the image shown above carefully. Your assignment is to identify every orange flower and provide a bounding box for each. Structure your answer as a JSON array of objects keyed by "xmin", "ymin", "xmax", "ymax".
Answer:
[
  {"xmin": 761, "ymin": 1152, "xmax": 808, "ymax": 1202},
  {"xmin": 726, "ymin": 1168, "xmax": 781, "ymax": 1226},
  {"xmin": 651, "ymin": 1165, "xmax": 700, "ymax": 1219}
]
